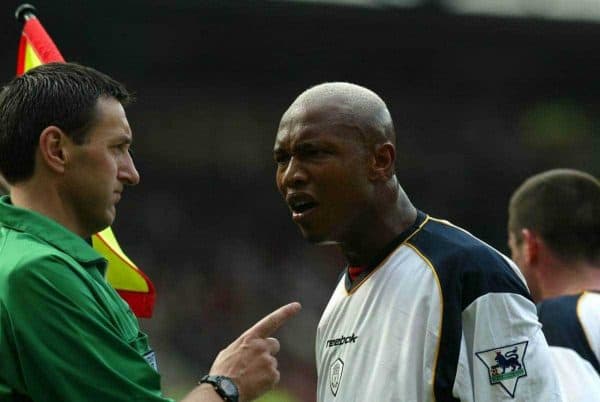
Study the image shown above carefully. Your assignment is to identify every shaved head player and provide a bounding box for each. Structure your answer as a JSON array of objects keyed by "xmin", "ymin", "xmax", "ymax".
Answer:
[{"xmin": 274, "ymin": 82, "xmax": 565, "ymax": 401}]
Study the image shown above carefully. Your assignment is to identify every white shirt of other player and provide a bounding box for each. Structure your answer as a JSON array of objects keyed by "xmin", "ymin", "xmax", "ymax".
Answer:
[
  {"xmin": 549, "ymin": 346, "xmax": 600, "ymax": 402},
  {"xmin": 543, "ymin": 292, "xmax": 600, "ymax": 401},
  {"xmin": 579, "ymin": 292, "xmax": 600, "ymax": 364}
]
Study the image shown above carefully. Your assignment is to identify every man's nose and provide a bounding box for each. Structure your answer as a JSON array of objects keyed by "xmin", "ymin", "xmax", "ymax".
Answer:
[
  {"xmin": 119, "ymin": 152, "xmax": 140, "ymax": 186},
  {"xmin": 280, "ymin": 157, "xmax": 308, "ymax": 190}
]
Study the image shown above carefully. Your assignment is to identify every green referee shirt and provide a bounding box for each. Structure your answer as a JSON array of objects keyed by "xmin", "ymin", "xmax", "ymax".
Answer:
[{"xmin": 0, "ymin": 196, "xmax": 173, "ymax": 402}]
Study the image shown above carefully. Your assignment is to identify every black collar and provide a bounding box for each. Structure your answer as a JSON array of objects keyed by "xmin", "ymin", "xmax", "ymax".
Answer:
[{"xmin": 344, "ymin": 210, "xmax": 427, "ymax": 293}]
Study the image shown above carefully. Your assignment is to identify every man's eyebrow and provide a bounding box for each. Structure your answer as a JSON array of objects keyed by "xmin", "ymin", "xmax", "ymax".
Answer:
[
  {"xmin": 294, "ymin": 139, "xmax": 334, "ymax": 151},
  {"xmin": 295, "ymin": 140, "xmax": 321, "ymax": 148},
  {"xmin": 273, "ymin": 147, "xmax": 287, "ymax": 157},
  {"xmin": 112, "ymin": 134, "xmax": 133, "ymax": 144}
]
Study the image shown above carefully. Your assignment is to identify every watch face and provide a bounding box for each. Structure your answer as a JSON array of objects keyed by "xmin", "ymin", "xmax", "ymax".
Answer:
[{"xmin": 219, "ymin": 378, "xmax": 238, "ymax": 395}]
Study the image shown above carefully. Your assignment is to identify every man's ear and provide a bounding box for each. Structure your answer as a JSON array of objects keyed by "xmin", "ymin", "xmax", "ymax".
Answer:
[
  {"xmin": 521, "ymin": 228, "xmax": 539, "ymax": 265},
  {"xmin": 368, "ymin": 142, "xmax": 395, "ymax": 181},
  {"xmin": 38, "ymin": 126, "xmax": 70, "ymax": 174}
]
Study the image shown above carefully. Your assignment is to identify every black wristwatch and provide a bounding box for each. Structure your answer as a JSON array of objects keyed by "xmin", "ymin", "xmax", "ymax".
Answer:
[{"xmin": 199, "ymin": 375, "xmax": 239, "ymax": 402}]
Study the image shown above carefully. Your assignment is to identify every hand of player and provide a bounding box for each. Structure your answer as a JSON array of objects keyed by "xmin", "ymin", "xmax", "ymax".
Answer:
[{"xmin": 208, "ymin": 302, "xmax": 302, "ymax": 402}]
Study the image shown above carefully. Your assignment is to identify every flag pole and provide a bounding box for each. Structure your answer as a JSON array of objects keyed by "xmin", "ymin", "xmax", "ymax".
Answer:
[{"xmin": 15, "ymin": 4, "xmax": 36, "ymax": 23}]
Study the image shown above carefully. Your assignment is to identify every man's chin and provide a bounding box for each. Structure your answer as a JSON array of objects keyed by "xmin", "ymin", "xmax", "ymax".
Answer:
[
  {"xmin": 91, "ymin": 212, "xmax": 115, "ymax": 236},
  {"xmin": 89, "ymin": 223, "xmax": 111, "ymax": 237},
  {"xmin": 300, "ymin": 228, "xmax": 338, "ymax": 245}
]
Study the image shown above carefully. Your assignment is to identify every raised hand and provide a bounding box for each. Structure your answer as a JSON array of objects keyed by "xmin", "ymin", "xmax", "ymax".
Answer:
[{"xmin": 209, "ymin": 302, "xmax": 302, "ymax": 401}]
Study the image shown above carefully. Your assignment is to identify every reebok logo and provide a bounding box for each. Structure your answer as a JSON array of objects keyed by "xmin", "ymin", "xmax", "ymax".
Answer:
[{"xmin": 326, "ymin": 333, "xmax": 358, "ymax": 348}]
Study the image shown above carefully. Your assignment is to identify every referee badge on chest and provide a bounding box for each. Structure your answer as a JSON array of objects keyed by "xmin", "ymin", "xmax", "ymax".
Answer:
[
  {"xmin": 143, "ymin": 350, "xmax": 158, "ymax": 372},
  {"xmin": 475, "ymin": 341, "xmax": 528, "ymax": 398},
  {"xmin": 329, "ymin": 357, "xmax": 344, "ymax": 396}
]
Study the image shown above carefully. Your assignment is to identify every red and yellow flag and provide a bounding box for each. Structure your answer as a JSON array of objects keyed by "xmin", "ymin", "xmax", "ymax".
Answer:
[
  {"xmin": 16, "ymin": 9, "xmax": 156, "ymax": 318},
  {"xmin": 16, "ymin": 13, "xmax": 63, "ymax": 75}
]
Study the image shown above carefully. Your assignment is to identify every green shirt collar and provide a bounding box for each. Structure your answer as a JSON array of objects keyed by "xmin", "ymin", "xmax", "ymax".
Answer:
[{"xmin": 0, "ymin": 195, "xmax": 107, "ymax": 271}]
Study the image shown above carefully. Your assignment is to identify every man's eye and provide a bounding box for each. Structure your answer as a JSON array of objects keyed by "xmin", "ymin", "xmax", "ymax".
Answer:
[
  {"xmin": 113, "ymin": 144, "xmax": 130, "ymax": 155},
  {"xmin": 305, "ymin": 148, "xmax": 327, "ymax": 157},
  {"xmin": 275, "ymin": 155, "xmax": 290, "ymax": 165}
]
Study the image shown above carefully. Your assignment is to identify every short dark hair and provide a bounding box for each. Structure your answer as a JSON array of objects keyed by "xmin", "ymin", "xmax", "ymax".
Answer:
[
  {"xmin": 508, "ymin": 169, "xmax": 600, "ymax": 264},
  {"xmin": 0, "ymin": 62, "xmax": 132, "ymax": 183}
]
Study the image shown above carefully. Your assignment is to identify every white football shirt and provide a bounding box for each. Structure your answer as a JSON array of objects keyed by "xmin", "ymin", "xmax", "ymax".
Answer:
[{"xmin": 316, "ymin": 211, "xmax": 564, "ymax": 401}]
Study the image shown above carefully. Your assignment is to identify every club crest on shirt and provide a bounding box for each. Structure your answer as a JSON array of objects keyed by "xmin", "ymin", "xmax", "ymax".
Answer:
[
  {"xmin": 329, "ymin": 358, "xmax": 344, "ymax": 396},
  {"xmin": 476, "ymin": 341, "xmax": 528, "ymax": 398}
]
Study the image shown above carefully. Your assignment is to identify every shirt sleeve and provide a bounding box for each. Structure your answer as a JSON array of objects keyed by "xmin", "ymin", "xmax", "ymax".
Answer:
[
  {"xmin": 549, "ymin": 346, "xmax": 600, "ymax": 402},
  {"xmin": 0, "ymin": 255, "xmax": 175, "ymax": 402},
  {"xmin": 455, "ymin": 292, "xmax": 564, "ymax": 401}
]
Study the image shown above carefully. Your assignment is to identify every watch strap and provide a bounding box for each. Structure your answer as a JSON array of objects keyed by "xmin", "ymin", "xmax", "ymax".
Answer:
[{"xmin": 199, "ymin": 374, "xmax": 239, "ymax": 402}]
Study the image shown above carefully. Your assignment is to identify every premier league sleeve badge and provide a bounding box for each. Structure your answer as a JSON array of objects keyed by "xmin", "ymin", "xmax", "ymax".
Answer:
[{"xmin": 476, "ymin": 341, "xmax": 528, "ymax": 398}]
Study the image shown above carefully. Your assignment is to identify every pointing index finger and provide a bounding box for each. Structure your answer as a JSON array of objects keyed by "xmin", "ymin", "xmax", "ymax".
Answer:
[{"xmin": 245, "ymin": 302, "xmax": 302, "ymax": 339}]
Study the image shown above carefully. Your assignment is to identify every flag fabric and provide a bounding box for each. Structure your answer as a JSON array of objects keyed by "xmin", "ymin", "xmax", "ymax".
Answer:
[
  {"xmin": 16, "ymin": 14, "xmax": 63, "ymax": 74},
  {"xmin": 16, "ymin": 12, "xmax": 156, "ymax": 318},
  {"xmin": 92, "ymin": 228, "xmax": 155, "ymax": 318}
]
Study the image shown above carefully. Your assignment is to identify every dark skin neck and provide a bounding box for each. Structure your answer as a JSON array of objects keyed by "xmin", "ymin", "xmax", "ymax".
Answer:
[{"xmin": 339, "ymin": 183, "xmax": 417, "ymax": 267}]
